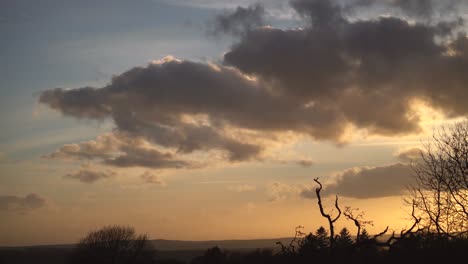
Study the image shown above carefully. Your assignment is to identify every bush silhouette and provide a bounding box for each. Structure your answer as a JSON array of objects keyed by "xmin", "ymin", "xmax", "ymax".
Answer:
[
  {"xmin": 68, "ymin": 225, "xmax": 155, "ymax": 264},
  {"xmin": 190, "ymin": 246, "xmax": 227, "ymax": 264}
]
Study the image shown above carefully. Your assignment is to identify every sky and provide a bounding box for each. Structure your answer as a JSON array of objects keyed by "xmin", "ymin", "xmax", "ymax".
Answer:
[{"xmin": 1, "ymin": 0, "xmax": 468, "ymax": 246}]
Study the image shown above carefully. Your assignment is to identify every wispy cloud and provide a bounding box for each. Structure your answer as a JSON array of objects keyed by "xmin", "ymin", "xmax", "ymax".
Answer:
[
  {"xmin": 45, "ymin": 132, "xmax": 200, "ymax": 170},
  {"xmin": 141, "ymin": 171, "xmax": 167, "ymax": 186},
  {"xmin": 228, "ymin": 184, "xmax": 256, "ymax": 192},
  {"xmin": 65, "ymin": 164, "xmax": 116, "ymax": 184},
  {"xmin": 266, "ymin": 182, "xmax": 298, "ymax": 202},
  {"xmin": 0, "ymin": 193, "xmax": 48, "ymax": 213}
]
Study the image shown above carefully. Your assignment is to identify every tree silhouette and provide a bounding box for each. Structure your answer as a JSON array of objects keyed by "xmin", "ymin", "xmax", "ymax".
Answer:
[
  {"xmin": 335, "ymin": 227, "xmax": 353, "ymax": 248},
  {"xmin": 359, "ymin": 229, "xmax": 370, "ymax": 241},
  {"xmin": 407, "ymin": 120, "xmax": 468, "ymax": 237},
  {"xmin": 343, "ymin": 207, "xmax": 373, "ymax": 243},
  {"xmin": 313, "ymin": 178, "xmax": 341, "ymax": 249},
  {"xmin": 314, "ymin": 226, "xmax": 329, "ymax": 250},
  {"xmin": 68, "ymin": 225, "xmax": 155, "ymax": 264}
]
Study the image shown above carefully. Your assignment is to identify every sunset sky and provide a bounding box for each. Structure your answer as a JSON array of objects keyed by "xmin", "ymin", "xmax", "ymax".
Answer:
[{"xmin": 1, "ymin": 0, "xmax": 468, "ymax": 247}]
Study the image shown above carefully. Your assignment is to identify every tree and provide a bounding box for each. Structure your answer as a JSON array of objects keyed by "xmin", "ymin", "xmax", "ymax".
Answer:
[
  {"xmin": 359, "ymin": 229, "xmax": 370, "ymax": 241},
  {"xmin": 407, "ymin": 120, "xmax": 468, "ymax": 237},
  {"xmin": 314, "ymin": 178, "xmax": 341, "ymax": 249},
  {"xmin": 343, "ymin": 207, "xmax": 373, "ymax": 243},
  {"xmin": 314, "ymin": 226, "xmax": 329, "ymax": 249},
  {"xmin": 335, "ymin": 227, "xmax": 353, "ymax": 248},
  {"xmin": 68, "ymin": 225, "xmax": 155, "ymax": 264}
]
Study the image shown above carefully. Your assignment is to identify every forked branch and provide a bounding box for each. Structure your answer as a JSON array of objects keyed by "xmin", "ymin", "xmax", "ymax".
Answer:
[{"xmin": 314, "ymin": 177, "xmax": 341, "ymax": 249}]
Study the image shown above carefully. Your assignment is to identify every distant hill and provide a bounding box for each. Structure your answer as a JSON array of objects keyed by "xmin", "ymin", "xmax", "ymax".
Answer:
[
  {"xmin": 149, "ymin": 237, "xmax": 294, "ymax": 251},
  {"xmin": 0, "ymin": 237, "xmax": 294, "ymax": 251}
]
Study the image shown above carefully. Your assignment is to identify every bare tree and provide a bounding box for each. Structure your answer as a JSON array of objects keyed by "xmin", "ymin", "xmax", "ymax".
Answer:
[
  {"xmin": 408, "ymin": 120, "xmax": 468, "ymax": 237},
  {"xmin": 69, "ymin": 225, "xmax": 155, "ymax": 264},
  {"xmin": 276, "ymin": 225, "xmax": 306, "ymax": 255},
  {"xmin": 343, "ymin": 207, "xmax": 373, "ymax": 243},
  {"xmin": 314, "ymin": 178, "xmax": 341, "ymax": 249}
]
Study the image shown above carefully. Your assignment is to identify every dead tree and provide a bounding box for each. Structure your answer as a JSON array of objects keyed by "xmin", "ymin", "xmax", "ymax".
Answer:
[
  {"xmin": 377, "ymin": 200, "xmax": 423, "ymax": 247},
  {"xmin": 343, "ymin": 207, "xmax": 373, "ymax": 243},
  {"xmin": 314, "ymin": 178, "xmax": 341, "ymax": 249},
  {"xmin": 312, "ymin": 177, "xmax": 423, "ymax": 251}
]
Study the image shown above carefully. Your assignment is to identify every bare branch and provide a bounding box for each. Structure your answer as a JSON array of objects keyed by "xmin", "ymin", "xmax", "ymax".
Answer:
[{"xmin": 314, "ymin": 177, "xmax": 342, "ymax": 249}]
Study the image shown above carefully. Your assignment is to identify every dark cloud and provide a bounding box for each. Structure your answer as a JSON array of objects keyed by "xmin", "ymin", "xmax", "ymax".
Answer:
[
  {"xmin": 40, "ymin": 58, "xmax": 268, "ymax": 159},
  {"xmin": 392, "ymin": 0, "xmax": 433, "ymax": 17},
  {"xmin": 209, "ymin": 4, "xmax": 265, "ymax": 36},
  {"xmin": 0, "ymin": 193, "xmax": 47, "ymax": 212},
  {"xmin": 301, "ymin": 163, "xmax": 414, "ymax": 199},
  {"xmin": 224, "ymin": 5, "xmax": 468, "ymax": 135},
  {"xmin": 39, "ymin": 56, "xmax": 347, "ymax": 154},
  {"xmin": 290, "ymin": 0, "xmax": 345, "ymax": 27},
  {"xmin": 390, "ymin": 0, "xmax": 467, "ymax": 19},
  {"xmin": 65, "ymin": 165, "xmax": 116, "ymax": 183},
  {"xmin": 105, "ymin": 145, "xmax": 194, "ymax": 169},
  {"xmin": 39, "ymin": 86, "xmax": 111, "ymax": 120},
  {"xmin": 39, "ymin": 1, "xmax": 468, "ymax": 165}
]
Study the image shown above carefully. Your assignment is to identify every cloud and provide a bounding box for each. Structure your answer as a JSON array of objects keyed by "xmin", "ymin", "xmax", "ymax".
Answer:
[
  {"xmin": 140, "ymin": 171, "xmax": 166, "ymax": 186},
  {"xmin": 105, "ymin": 145, "xmax": 194, "ymax": 169},
  {"xmin": 224, "ymin": 3, "xmax": 468, "ymax": 137},
  {"xmin": 0, "ymin": 193, "xmax": 47, "ymax": 212},
  {"xmin": 296, "ymin": 159, "xmax": 315, "ymax": 167},
  {"xmin": 162, "ymin": 0, "xmax": 286, "ymax": 10},
  {"xmin": 290, "ymin": 0, "xmax": 345, "ymax": 27},
  {"xmin": 267, "ymin": 181, "xmax": 297, "ymax": 202},
  {"xmin": 395, "ymin": 147, "xmax": 424, "ymax": 163},
  {"xmin": 0, "ymin": 152, "xmax": 8, "ymax": 163},
  {"xmin": 301, "ymin": 163, "xmax": 415, "ymax": 199},
  {"xmin": 345, "ymin": 0, "xmax": 466, "ymax": 20},
  {"xmin": 391, "ymin": 0, "xmax": 433, "ymax": 17},
  {"xmin": 39, "ymin": 1, "xmax": 468, "ymax": 165},
  {"xmin": 208, "ymin": 4, "xmax": 265, "ymax": 36},
  {"xmin": 228, "ymin": 184, "xmax": 256, "ymax": 192},
  {"xmin": 44, "ymin": 133, "xmax": 122, "ymax": 160},
  {"xmin": 38, "ymin": 57, "xmax": 352, "ymax": 149},
  {"xmin": 40, "ymin": 58, "xmax": 265, "ymax": 162},
  {"xmin": 65, "ymin": 165, "xmax": 116, "ymax": 183},
  {"xmin": 46, "ymin": 132, "xmax": 199, "ymax": 169}
]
